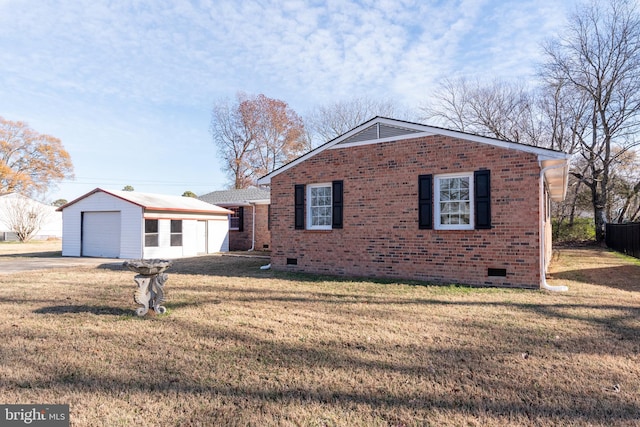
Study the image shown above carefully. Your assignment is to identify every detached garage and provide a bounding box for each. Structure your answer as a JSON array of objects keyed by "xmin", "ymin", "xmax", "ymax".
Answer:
[{"xmin": 58, "ymin": 188, "xmax": 232, "ymax": 259}]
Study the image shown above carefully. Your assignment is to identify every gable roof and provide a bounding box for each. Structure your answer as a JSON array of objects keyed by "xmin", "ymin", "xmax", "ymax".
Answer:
[
  {"xmin": 57, "ymin": 188, "xmax": 232, "ymax": 214},
  {"xmin": 198, "ymin": 187, "xmax": 270, "ymax": 207},
  {"xmin": 257, "ymin": 116, "xmax": 571, "ymax": 201}
]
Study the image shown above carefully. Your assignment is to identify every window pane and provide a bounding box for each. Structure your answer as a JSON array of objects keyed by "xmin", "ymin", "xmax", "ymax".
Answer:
[
  {"xmin": 437, "ymin": 175, "xmax": 472, "ymax": 229},
  {"xmin": 171, "ymin": 234, "xmax": 182, "ymax": 246},
  {"xmin": 171, "ymin": 220, "xmax": 182, "ymax": 233},
  {"xmin": 229, "ymin": 208, "xmax": 240, "ymax": 230},
  {"xmin": 145, "ymin": 235, "xmax": 158, "ymax": 247},
  {"xmin": 145, "ymin": 219, "xmax": 158, "ymax": 233},
  {"xmin": 230, "ymin": 217, "xmax": 240, "ymax": 229},
  {"xmin": 309, "ymin": 185, "xmax": 332, "ymax": 228}
]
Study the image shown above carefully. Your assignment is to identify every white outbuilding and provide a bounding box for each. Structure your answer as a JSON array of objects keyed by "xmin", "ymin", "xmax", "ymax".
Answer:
[
  {"xmin": 0, "ymin": 193, "xmax": 62, "ymax": 241},
  {"xmin": 58, "ymin": 188, "xmax": 232, "ymax": 259}
]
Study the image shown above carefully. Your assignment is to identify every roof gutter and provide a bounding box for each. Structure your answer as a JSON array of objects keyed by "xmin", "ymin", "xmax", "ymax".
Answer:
[{"xmin": 539, "ymin": 162, "xmax": 569, "ymax": 292}]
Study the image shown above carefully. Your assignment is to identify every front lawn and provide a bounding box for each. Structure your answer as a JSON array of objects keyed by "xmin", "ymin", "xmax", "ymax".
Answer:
[{"xmin": 0, "ymin": 247, "xmax": 638, "ymax": 426}]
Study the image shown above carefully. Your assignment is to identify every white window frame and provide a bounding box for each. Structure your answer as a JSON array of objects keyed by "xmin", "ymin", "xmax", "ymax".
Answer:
[
  {"xmin": 144, "ymin": 219, "xmax": 159, "ymax": 247},
  {"xmin": 434, "ymin": 172, "xmax": 474, "ymax": 230},
  {"xmin": 307, "ymin": 183, "xmax": 332, "ymax": 230},
  {"xmin": 170, "ymin": 219, "xmax": 183, "ymax": 247}
]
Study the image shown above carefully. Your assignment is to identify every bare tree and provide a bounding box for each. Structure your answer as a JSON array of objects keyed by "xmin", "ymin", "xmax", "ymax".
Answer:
[
  {"xmin": 305, "ymin": 96, "xmax": 411, "ymax": 147},
  {"xmin": 607, "ymin": 149, "xmax": 640, "ymax": 222},
  {"xmin": 541, "ymin": 0, "xmax": 640, "ymax": 242},
  {"xmin": 0, "ymin": 194, "xmax": 52, "ymax": 242},
  {"xmin": 421, "ymin": 78, "xmax": 542, "ymax": 146},
  {"xmin": 210, "ymin": 93, "xmax": 307, "ymax": 188}
]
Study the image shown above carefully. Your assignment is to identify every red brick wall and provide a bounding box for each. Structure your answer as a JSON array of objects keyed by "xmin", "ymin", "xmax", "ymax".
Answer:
[
  {"xmin": 269, "ymin": 135, "xmax": 543, "ymax": 288},
  {"xmin": 229, "ymin": 204, "xmax": 271, "ymax": 251}
]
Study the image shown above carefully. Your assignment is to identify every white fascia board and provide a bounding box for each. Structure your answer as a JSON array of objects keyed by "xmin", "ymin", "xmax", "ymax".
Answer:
[
  {"xmin": 257, "ymin": 141, "xmax": 342, "ymax": 185},
  {"xmin": 334, "ymin": 126, "xmax": 570, "ymax": 160},
  {"xmin": 256, "ymin": 116, "xmax": 570, "ymax": 184}
]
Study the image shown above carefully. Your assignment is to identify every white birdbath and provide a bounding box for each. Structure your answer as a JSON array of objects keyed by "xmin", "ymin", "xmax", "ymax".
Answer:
[{"xmin": 123, "ymin": 259, "xmax": 173, "ymax": 316}]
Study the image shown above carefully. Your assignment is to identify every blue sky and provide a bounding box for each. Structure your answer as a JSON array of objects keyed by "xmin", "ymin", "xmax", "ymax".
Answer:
[{"xmin": 0, "ymin": 0, "xmax": 574, "ymax": 203}]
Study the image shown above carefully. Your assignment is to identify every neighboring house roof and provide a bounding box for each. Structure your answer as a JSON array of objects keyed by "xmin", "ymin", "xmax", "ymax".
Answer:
[
  {"xmin": 57, "ymin": 188, "xmax": 232, "ymax": 214},
  {"xmin": 198, "ymin": 187, "xmax": 270, "ymax": 207},
  {"xmin": 257, "ymin": 116, "xmax": 571, "ymax": 201},
  {"xmin": 0, "ymin": 192, "xmax": 57, "ymax": 211}
]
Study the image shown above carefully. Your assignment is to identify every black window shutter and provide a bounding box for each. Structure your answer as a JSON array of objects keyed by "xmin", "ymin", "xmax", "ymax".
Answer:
[
  {"xmin": 418, "ymin": 174, "xmax": 433, "ymax": 229},
  {"xmin": 332, "ymin": 180, "xmax": 343, "ymax": 229},
  {"xmin": 238, "ymin": 207, "xmax": 244, "ymax": 232},
  {"xmin": 474, "ymin": 169, "xmax": 491, "ymax": 229},
  {"xmin": 294, "ymin": 184, "xmax": 305, "ymax": 230}
]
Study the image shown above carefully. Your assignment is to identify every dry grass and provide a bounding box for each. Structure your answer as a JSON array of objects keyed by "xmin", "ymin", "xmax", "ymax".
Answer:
[
  {"xmin": 0, "ymin": 243, "xmax": 639, "ymax": 426},
  {"xmin": 0, "ymin": 239, "xmax": 62, "ymax": 256}
]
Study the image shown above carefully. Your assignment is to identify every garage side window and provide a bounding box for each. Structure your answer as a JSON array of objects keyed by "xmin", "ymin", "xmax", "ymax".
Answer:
[
  {"xmin": 171, "ymin": 220, "xmax": 183, "ymax": 246},
  {"xmin": 145, "ymin": 219, "xmax": 159, "ymax": 247}
]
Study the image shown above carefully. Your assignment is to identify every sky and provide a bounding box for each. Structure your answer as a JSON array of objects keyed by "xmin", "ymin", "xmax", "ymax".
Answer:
[{"xmin": 0, "ymin": 0, "xmax": 576, "ymax": 203}]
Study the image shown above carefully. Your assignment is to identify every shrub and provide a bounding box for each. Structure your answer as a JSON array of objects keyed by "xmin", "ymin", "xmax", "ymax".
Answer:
[{"xmin": 553, "ymin": 217, "xmax": 596, "ymax": 243}]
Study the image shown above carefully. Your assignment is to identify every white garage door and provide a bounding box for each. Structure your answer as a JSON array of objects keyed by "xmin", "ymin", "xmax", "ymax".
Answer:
[{"xmin": 82, "ymin": 211, "xmax": 121, "ymax": 258}]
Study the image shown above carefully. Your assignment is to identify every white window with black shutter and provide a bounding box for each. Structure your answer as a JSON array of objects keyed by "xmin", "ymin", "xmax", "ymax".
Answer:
[
  {"xmin": 420, "ymin": 170, "xmax": 491, "ymax": 230},
  {"xmin": 295, "ymin": 181, "xmax": 343, "ymax": 230},
  {"xmin": 435, "ymin": 173, "xmax": 474, "ymax": 230}
]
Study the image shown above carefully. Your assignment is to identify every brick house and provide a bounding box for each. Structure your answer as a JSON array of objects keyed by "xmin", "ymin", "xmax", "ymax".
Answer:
[
  {"xmin": 257, "ymin": 117, "xmax": 570, "ymax": 290},
  {"xmin": 199, "ymin": 187, "xmax": 271, "ymax": 251}
]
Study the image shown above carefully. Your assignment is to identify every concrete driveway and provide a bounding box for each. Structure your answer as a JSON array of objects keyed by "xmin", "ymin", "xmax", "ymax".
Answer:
[
  {"xmin": 0, "ymin": 256, "xmax": 123, "ymax": 274},
  {"xmin": 0, "ymin": 241, "xmax": 122, "ymax": 274}
]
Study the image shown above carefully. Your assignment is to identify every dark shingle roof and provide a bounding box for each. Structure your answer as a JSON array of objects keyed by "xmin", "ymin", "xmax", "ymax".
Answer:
[{"xmin": 198, "ymin": 187, "xmax": 270, "ymax": 206}]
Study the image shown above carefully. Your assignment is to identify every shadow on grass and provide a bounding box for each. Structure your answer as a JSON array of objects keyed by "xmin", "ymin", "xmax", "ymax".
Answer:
[
  {"xmin": 34, "ymin": 305, "xmax": 133, "ymax": 316},
  {"xmin": 11, "ymin": 313, "xmax": 640, "ymax": 425},
  {"xmin": 551, "ymin": 265, "xmax": 640, "ymax": 292},
  {"xmin": 96, "ymin": 255, "xmax": 270, "ymax": 277},
  {"xmin": 0, "ymin": 250, "xmax": 62, "ymax": 258}
]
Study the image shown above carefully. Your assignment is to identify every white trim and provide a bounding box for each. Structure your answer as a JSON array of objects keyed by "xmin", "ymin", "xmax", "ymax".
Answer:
[
  {"xmin": 306, "ymin": 183, "xmax": 332, "ymax": 231},
  {"xmin": 257, "ymin": 117, "xmax": 570, "ymax": 186},
  {"xmin": 434, "ymin": 172, "xmax": 474, "ymax": 231},
  {"xmin": 329, "ymin": 131, "xmax": 436, "ymax": 150}
]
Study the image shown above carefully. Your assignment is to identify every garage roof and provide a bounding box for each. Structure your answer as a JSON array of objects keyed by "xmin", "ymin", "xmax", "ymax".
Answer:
[{"xmin": 57, "ymin": 188, "xmax": 233, "ymax": 214}]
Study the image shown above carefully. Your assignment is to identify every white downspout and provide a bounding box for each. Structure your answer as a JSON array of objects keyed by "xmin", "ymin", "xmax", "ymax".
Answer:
[
  {"xmin": 539, "ymin": 163, "xmax": 568, "ymax": 292},
  {"xmin": 248, "ymin": 202, "xmax": 256, "ymax": 252}
]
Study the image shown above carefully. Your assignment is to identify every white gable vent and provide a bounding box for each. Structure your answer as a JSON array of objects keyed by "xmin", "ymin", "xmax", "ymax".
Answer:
[{"xmin": 340, "ymin": 123, "xmax": 421, "ymax": 145}]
